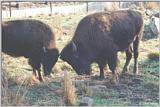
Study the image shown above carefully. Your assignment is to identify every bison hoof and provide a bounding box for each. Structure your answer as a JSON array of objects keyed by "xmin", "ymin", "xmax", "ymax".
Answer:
[
  {"xmin": 133, "ymin": 71, "xmax": 139, "ymax": 75},
  {"xmin": 110, "ymin": 74, "xmax": 119, "ymax": 85},
  {"xmin": 133, "ymin": 67, "xmax": 138, "ymax": 75},
  {"xmin": 122, "ymin": 67, "xmax": 129, "ymax": 74},
  {"xmin": 99, "ymin": 75, "xmax": 104, "ymax": 80},
  {"xmin": 39, "ymin": 77, "xmax": 43, "ymax": 82},
  {"xmin": 29, "ymin": 75, "xmax": 40, "ymax": 86}
]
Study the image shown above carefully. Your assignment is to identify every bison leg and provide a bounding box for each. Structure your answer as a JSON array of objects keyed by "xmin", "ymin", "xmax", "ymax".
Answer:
[
  {"xmin": 37, "ymin": 69, "xmax": 43, "ymax": 82},
  {"xmin": 31, "ymin": 68, "xmax": 39, "ymax": 82},
  {"xmin": 122, "ymin": 46, "xmax": 132, "ymax": 73},
  {"xmin": 33, "ymin": 68, "xmax": 37, "ymax": 78},
  {"xmin": 28, "ymin": 58, "xmax": 43, "ymax": 81},
  {"xmin": 29, "ymin": 59, "xmax": 38, "ymax": 80},
  {"xmin": 108, "ymin": 52, "xmax": 119, "ymax": 84},
  {"xmin": 98, "ymin": 63, "xmax": 106, "ymax": 79},
  {"xmin": 33, "ymin": 68, "xmax": 37, "ymax": 77},
  {"xmin": 133, "ymin": 37, "xmax": 140, "ymax": 75}
]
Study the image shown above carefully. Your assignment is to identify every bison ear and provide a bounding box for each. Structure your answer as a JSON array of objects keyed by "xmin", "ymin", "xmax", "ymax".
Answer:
[
  {"xmin": 71, "ymin": 41, "xmax": 77, "ymax": 52},
  {"xmin": 43, "ymin": 46, "xmax": 47, "ymax": 53}
]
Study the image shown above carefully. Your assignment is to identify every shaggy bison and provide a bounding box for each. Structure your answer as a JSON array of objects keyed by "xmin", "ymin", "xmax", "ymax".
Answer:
[
  {"xmin": 2, "ymin": 19, "xmax": 59, "ymax": 81},
  {"xmin": 60, "ymin": 10, "xmax": 143, "ymax": 81}
]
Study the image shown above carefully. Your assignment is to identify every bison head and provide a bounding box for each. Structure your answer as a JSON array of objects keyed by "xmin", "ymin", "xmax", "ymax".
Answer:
[
  {"xmin": 60, "ymin": 41, "xmax": 91, "ymax": 75},
  {"xmin": 41, "ymin": 48, "xmax": 59, "ymax": 76}
]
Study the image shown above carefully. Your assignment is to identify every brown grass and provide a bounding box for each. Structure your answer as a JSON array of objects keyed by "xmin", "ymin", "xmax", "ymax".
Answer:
[
  {"xmin": 1, "ymin": 68, "xmax": 9, "ymax": 105},
  {"xmin": 144, "ymin": 2, "xmax": 160, "ymax": 10},
  {"xmin": 62, "ymin": 71, "xmax": 77, "ymax": 106},
  {"xmin": 1, "ymin": 68, "xmax": 29, "ymax": 106},
  {"xmin": 52, "ymin": 14, "xmax": 63, "ymax": 40},
  {"xmin": 3, "ymin": 89, "xmax": 28, "ymax": 106},
  {"xmin": 111, "ymin": 2, "xmax": 120, "ymax": 11},
  {"xmin": 104, "ymin": 2, "xmax": 119, "ymax": 11}
]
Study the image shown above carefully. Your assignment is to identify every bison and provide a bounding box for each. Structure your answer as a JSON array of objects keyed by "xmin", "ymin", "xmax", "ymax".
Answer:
[
  {"xmin": 2, "ymin": 19, "xmax": 59, "ymax": 81},
  {"xmin": 60, "ymin": 10, "xmax": 143, "ymax": 81}
]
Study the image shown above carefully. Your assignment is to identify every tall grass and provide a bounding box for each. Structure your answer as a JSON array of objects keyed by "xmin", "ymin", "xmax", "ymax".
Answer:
[
  {"xmin": 144, "ymin": 2, "xmax": 160, "ymax": 9},
  {"xmin": 52, "ymin": 14, "xmax": 63, "ymax": 40},
  {"xmin": 1, "ymin": 68, "xmax": 9, "ymax": 105},
  {"xmin": 1, "ymin": 68, "xmax": 29, "ymax": 106}
]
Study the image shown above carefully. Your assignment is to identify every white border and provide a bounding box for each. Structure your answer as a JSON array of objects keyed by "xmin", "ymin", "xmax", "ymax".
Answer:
[{"xmin": 0, "ymin": 0, "xmax": 160, "ymax": 107}]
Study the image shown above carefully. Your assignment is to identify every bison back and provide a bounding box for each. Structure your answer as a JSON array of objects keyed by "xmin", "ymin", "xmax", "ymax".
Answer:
[
  {"xmin": 72, "ymin": 10, "xmax": 143, "ymax": 52},
  {"xmin": 2, "ymin": 19, "xmax": 54, "ymax": 57}
]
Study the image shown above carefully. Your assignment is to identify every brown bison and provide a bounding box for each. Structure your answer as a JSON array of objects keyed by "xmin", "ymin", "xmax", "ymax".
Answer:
[
  {"xmin": 60, "ymin": 10, "xmax": 143, "ymax": 81},
  {"xmin": 2, "ymin": 19, "xmax": 59, "ymax": 81}
]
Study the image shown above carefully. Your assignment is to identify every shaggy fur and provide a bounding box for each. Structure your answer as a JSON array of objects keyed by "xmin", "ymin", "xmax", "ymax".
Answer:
[
  {"xmin": 60, "ymin": 10, "xmax": 143, "ymax": 78},
  {"xmin": 2, "ymin": 19, "xmax": 59, "ymax": 81}
]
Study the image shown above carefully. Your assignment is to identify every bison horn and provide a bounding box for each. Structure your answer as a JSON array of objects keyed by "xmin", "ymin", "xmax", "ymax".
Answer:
[
  {"xmin": 71, "ymin": 41, "xmax": 77, "ymax": 52},
  {"xmin": 43, "ymin": 46, "xmax": 47, "ymax": 53}
]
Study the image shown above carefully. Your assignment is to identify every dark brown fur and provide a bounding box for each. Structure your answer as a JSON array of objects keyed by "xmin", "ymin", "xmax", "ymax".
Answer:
[
  {"xmin": 2, "ymin": 19, "xmax": 59, "ymax": 81},
  {"xmin": 60, "ymin": 10, "xmax": 143, "ymax": 78}
]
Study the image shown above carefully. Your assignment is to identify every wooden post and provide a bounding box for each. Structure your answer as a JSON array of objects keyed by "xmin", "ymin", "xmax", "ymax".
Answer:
[
  {"xmin": 86, "ymin": 2, "xmax": 88, "ymax": 12},
  {"xmin": 50, "ymin": 2, "xmax": 52, "ymax": 15},
  {"xmin": 9, "ymin": 2, "xmax": 11, "ymax": 17},
  {"xmin": 16, "ymin": 2, "xmax": 19, "ymax": 9},
  {"xmin": 74, "ymin": 1, "xmax": 76, "ymax": 13},
  {"xmin": 119, "ymin": 2, "xmax": 121, "ymax": 8},
  {"xmin": 45, "ymin": 1, "xmax": 48, "ymax": 5}
]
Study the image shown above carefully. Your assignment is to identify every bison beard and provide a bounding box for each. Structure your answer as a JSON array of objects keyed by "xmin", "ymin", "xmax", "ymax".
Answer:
[
  {"xmin": 2, "ymin": 19, "xmax": 59, "ymax": 82},
  {"xmin": 60, "ymin": 10, "xmax": 143, "ymax": 82}
]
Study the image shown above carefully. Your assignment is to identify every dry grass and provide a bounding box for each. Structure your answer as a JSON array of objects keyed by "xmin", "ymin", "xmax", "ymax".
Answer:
[
  {"xmin": 111, "ymin": 2, "xmax": 120, "ymax": 11},
  {"xmin": 1, "ymin": 68, "xmax": 9, "ymax": 105},
  {"xmin": 104, "ymin": 2, "xmax": 119, "ymax": 11},
  {"xmin": 52, "ymin": 14, "xmax": 63, "ymax": 40},
  {"xmin": 1, "ymin": 68, "xmax": 29, "ymax": 106},
  {"xmin": 62, "ymin": 71, "xmax": 77, "ymax": 106},
  {"xmin": 136, "ymin": 2, "xmax": 145, "ymax": 11},
  {"xmin": 2, "ymin": 89, "xmax": 28, "ymax": 106},
  {"xmin": 145, "ymin": 2, "xmax": 160, "ymax": 10}
]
